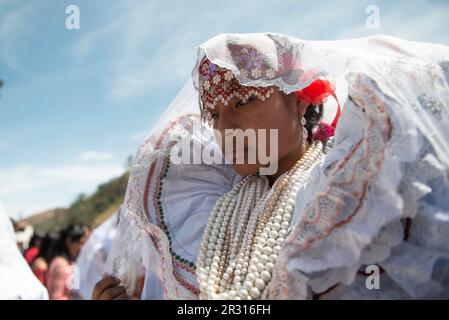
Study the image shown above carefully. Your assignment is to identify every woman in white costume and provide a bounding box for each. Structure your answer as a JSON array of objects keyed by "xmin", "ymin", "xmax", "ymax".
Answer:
[
  {"xmin": 76, "ymin": 211, "xmax": 119, "ymax": 299},
  {"xmin": 93, "ymin": 33, "xmax": 449, "ymax": 300},
  {"xmin": 0, "ymin": 208, "xmax": 49, "ymax": 299}
]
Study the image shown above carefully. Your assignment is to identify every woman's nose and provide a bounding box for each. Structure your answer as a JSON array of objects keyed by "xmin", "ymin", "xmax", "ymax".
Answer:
[{"xmin": 215, "ymin": 105, "xmax": 238, "ymax": 131}]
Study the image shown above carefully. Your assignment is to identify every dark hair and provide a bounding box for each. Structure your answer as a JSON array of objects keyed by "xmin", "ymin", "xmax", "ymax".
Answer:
[
  {"xmin": 53, "ymin": 223, "xmax": 89, "ymax": 262},
  {"xmin": 304, "ymin": 103, "xmax": 324, "ymax": 143},
  {"xmin": 34, "ymin": 232, "xmax": 59, "ymax": 264},
  {"xmin": 28, "ymin": 232, "xmax": 44, "ymax": 248}
]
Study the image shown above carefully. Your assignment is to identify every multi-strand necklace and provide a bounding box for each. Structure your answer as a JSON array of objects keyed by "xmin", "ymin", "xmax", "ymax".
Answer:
[{"xmin": 196, "ymin": 140, "xmax": 325, "ymax": 299}]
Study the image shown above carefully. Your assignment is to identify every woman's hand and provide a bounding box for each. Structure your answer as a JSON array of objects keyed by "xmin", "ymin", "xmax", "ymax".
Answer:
[{"xmin": 92, "ymin": 275, "xmax": 133, "ymax": 300}]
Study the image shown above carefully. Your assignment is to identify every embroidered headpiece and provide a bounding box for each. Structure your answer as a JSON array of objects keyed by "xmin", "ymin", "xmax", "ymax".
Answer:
[{"xmin": 198, "ymin": 58, "xmax": 275, "ymax": 124}]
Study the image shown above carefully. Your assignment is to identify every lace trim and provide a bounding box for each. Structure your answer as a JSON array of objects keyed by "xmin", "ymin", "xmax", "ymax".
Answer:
[{"xmin": 140, "ymin": 114, "xmax": 200, "ymax": 296}]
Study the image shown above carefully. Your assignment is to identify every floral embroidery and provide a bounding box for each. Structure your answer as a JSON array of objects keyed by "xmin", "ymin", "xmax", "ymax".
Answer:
[
  {"xmin": 212, "ymin": 74, "xmax": 221, "ymax": 85},
  {"xmin": 224, "ymin": 70, "xmax": 233, "ymax": 81},
  {"xmin": 251, "ymin": 67, "xmax": 262, "ymax": 78},
  {"xmin": 266, "ymin": 68, "xmax": 275, "ymax": 79}
]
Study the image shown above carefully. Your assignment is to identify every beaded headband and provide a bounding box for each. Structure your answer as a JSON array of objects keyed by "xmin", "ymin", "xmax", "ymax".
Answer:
[{"xmin": 199, "ymin": 58, "xmax": 275, "ymax": 124}]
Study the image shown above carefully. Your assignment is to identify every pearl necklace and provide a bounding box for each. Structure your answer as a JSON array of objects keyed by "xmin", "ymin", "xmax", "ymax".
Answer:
[{"xmin": 196, "ymin": 140, "xmax": 326, "ymax": 300}]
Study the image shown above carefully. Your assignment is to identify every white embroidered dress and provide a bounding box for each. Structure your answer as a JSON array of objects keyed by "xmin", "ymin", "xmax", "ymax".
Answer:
[{"xmin": 104, "ymin": 34, "xmax": 449, "ymax": 299}]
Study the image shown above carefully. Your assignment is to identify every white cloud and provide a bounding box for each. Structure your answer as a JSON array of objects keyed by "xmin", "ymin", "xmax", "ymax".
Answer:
[
  {"xmin": 71, "ymin": 19, "xmax": 123, "ymax": 58},
  {"xmin": 0, "ymin": 2, "xmax": 36, "ymax": 72},
  {"xmin": 80, "ymin": 150, "xmax": 115, "ymax": 161},
  {"xmin": 0, "ymin": 162, "xmax": 125, "ymax": 218},
  {"xmin": 0, "ymin": 163, "xmax": 124, "ymax": 195}
]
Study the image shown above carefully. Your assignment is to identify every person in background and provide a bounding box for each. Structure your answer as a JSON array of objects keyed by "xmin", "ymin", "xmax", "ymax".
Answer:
[
  {"xmin": 30, "ymin": 232, "xmax": 58, "ymax": 286},
  {"xmin": 13, "ymin": 221, "xmax": 34, "ymax": 253},
  {"xmin": 24, "ymin": 232, "xmax": 44, "ymax": 265},
  {"xmin": 46, "ymin": 223, "xmax": 90, "ymax": 300}
]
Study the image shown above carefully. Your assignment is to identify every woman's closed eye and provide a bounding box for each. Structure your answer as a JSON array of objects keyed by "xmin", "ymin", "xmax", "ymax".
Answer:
[
  {"xmin": 211, "ymin": 96, "xmax": 255, "ymax": 120},
  {"xmin": 235, "ymin": 96, "xmax": 255, "ymax": 108},
  {"xmin": 211, "ymin": 112, "xmax": 220, "ymax": 120}
]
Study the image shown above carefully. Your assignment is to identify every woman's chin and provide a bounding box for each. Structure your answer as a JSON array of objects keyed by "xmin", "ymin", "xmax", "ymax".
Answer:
[{"xmin": 232, "ymin": 163, "xmax": 261, "ymax": 177}]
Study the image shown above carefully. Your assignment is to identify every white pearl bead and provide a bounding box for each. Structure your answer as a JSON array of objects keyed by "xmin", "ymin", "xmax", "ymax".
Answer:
[
  {"xmin": 243, "ymin": 280, "xmax": 253, "ymax": 289},
  {"xmin": 246, "ymin": 273, "xmax": 256, "ymax": 282},
  {"xmin": 265, "ymin": 262, "xmax": 274, "ymax": 271},
  {"xmin": 248, "ymin": 265, "xmax": 258, "ymax": 273},
  {"xmin": 271, "ymin": 222, "xmax": 281, "ymax": 231},
  {"xmin": 266, "ymin": 238, "xmax": 276, "ymax": 247},
  {"xmin": 238, "ymin": 289, "xmax": 249, "ymax": 298},
  {"xmin": 249, "ymin": 287, "xmax": 261, "ymax": 299},
  {"xmin": 262, "ymin": 246, "xmax": 273, "ymax": 255},
  {"xmin": 250, "ymin": 257, "xmax": 259, "ymax": 265},
  {"xmin": 255, "ymin": 278, "xmax": 265, "ymax": 290},
  {"xmin": 259, "ymin": 254, "xmax": 269, "ymax": 264},
  {"xmin": 261, "ymin": 270, "xmax": 271, "ymax": 282}
]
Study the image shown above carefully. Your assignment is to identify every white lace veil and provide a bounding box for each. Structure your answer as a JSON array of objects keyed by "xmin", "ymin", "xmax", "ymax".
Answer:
[{"xmin": 104, "ymin": 33, "xmax": 449, "ymax": 299}]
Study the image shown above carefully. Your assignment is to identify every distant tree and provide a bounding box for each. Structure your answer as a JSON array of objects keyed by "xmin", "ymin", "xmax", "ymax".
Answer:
[{"xmin": 73, "ymin": 193, "xmax": 86, "ymax": 205}]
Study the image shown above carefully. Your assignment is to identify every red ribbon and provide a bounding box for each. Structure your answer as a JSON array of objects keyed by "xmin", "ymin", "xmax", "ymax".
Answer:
[{"xmin": 294, "ymin": 79, "xmax": 341, "ymax": 129}]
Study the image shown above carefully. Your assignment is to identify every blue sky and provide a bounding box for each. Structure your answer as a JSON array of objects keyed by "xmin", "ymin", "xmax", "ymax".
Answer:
[{"xmin": 1, "ymin": 0, "xmax": 448, "ymax": 220}]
